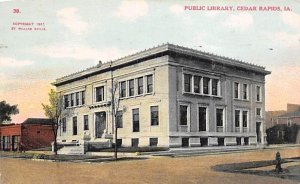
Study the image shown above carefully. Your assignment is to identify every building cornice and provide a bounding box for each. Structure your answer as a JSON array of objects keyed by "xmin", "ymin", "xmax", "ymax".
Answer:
[{"xmin": 53, "ymin": 43, "xmax": 271, "ymax": 87}]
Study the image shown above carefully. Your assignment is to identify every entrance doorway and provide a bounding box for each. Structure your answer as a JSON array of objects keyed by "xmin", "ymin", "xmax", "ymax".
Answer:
[
  {"xmin": 256, "ymin": 122, "xmax": 262, "ymax": 144},
  {"xmin": 95, "ymin": 112, "xmax": 106, "ymax": 138}
]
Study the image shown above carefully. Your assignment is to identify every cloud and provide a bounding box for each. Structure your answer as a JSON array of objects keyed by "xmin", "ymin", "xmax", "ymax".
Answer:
[
  {"xmin": 115, "ymin": 0, "xmax": 149, "ymax": 22},
  {"xmin": 281, "ymin": 11, "xmax": 300, "ymax": 30},
  {"xmin": 169, "ymin": 4, "xmax": 184, "ymax": 15},
  {"xmin": 223, "ymin": 12, "xmax": 253, "ymax": 31},
  {"xmin": 0, "ymin": 57, "xmax": 33, "ymax": 67},
  {"xmin": 31, "ymin": 43, "xmax": 132, "ymax": 62},
  {"xmin": 57, "ymin": 7, "xmax": 88, "ymax": 35}
]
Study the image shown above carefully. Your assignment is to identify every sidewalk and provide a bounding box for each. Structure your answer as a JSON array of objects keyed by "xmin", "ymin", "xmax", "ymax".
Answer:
[{"xmin": 139, "ymin": 144, "xmax": 300, "ymax": 157}]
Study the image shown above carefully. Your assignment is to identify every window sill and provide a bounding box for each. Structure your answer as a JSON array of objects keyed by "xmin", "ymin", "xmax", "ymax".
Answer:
[
  {"xmin": 183, "ymin": 92, "xmax": 222, "ymax": 98},
  {"xmin": 65, "ymin": 105, "xmax": 85, "ymax": 109},
  {"xmin": 233, "ymin": 98, "xmax": 250, "ymax": 102},
  {"xmin": 120, "ymin": 92, "xmax": 154, "ymax": 100}
]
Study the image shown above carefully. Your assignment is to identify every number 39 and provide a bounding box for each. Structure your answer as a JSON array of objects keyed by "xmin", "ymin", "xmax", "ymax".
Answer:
[{"xmin": 13, "ymin": 9, "xmax": 20, "ymax": 13}]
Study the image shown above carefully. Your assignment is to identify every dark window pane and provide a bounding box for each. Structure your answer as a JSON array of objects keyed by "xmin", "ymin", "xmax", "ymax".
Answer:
[
  {"xmin": 138, "ymin": 77, "xmax": 143, "ymax": 95},
  {"xmin": 243, "ymin": 84, "xmax": 248, "ymax": 100},
  {"xmin": 73, "ymin": 116, "xmax": 77, "ymax": 135},
  {"xmin": 71, "ymin": 94, "xmax": 74, "ymax": 106},
  {"xmin": 234, "ymin": 82, "xmax": 239, "ymax": 98},
  {"xmin": 212, "ymin": 79, "xmax": 218, "ymax": 96},
  {"xmin": 84, "ymin": 115, "xmax": 89, "ymax": 130},
  {"xmin": 243, "ymin": 111, "xmax": 248, "ymax": 127},
  {"xmin": 203, "ymin": 77, "xmax": 210, "ymax": 94},
  {"xmin": 120, "ymin": 81, "xmax": 126, "ymax": 98},
  {"xmin": 180, "ymin": 105, "xmax": 188, "ymax": 125},
  {"xmin": 216, "ymin": 109, "xmax": 223, "ymax": 126},
  {"xmin": 149, "ymin": 138, "xmax": 158, "ymax": 147},
  {"xmin": 184, "ymin": 74, "xmax": 191, "ymax": 92},
  {"xmin": 256, "ymin": 86, "xmax": 261, "ymax": 101},
  {"xmin": 147, "ymin": 75, "xmax": 153, "ymax": 93},
  {"xmin": 129, "ymin": 79, "xmax": 134, "ymax": 96},
  {"xmin": 151, "ymin": 106, "xmax": 159, "ymax": 126},
  {"xmin": 132, "ymin": 109, "xmax": 139, "ymax": 132},
  {"xmin": 96, "ymin": 86, "xmax": 104, "ymax": 102},
  {"xmin": 64, "ymin": 95, "xmax": 68, "ymax": 108},
  {"xmin": 235, "ymin": 110, "xmax": 240, "ymax": 127},
  {"xmin": 194, "ymin": 76, "xmax": 201, "ymax": 93},
  {"xmin": 199, "ymin": 107, "xmax": 206, "ymax": 131},
  {"xmin": 81, "ymin": 91, "xmax": 85, "ymax": 105},
  {"xmin": 62, "ymin": 118, "xmax": 66, "ymax": 132},
  {"xmin": 131, "ymin": 138, "xmax": 139, "ymax": 147},
  {"xmin": 75, "ymin": 92, "xmax": 79, "ymax": 106}
]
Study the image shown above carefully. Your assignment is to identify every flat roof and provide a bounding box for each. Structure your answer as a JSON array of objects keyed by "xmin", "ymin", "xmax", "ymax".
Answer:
[{"xmin": 53, "ymin": 43, "xmax": 271, "ymax": 86}]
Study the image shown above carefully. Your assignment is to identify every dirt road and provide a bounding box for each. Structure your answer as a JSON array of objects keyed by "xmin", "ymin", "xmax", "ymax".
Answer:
[{"xmin": 0, "ymin": 147, "xmax": 299, "ymax": 184}]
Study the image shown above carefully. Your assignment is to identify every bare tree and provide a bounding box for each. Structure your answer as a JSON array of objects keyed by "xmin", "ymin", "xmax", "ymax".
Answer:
[
  {"xmin": 110, "ymin": 71, "xmax": 122, "ymax": 161},
  {"xmin": 42, "ymin": 89, "xmax": 63, "ymax": 155}
]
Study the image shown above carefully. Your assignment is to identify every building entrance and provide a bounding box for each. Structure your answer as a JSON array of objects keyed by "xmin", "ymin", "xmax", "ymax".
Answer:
[
  {"xmin": 95, "ymin": 112, "xmax": 106, "ymax": 138},
  {"xmin": 256, "ymin": 122, "xmax": 262, "ymax": 144}
]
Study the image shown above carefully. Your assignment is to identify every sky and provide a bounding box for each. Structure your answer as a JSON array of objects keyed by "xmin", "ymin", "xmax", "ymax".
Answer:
[{"xmin": 0, "ymin": 0, "xmax": 299, "ymax": 123}]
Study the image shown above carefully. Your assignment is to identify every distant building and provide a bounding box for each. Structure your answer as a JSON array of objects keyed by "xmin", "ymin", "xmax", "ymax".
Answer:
[
  {"xmin": 0, "ymin": 118, "xmax": 54, "ymax": 151},
  {"xmin": 266, "ymin": 104, "xmax": 300, "ymax": 144},
  {"xmin": 53, "ymin": 43, "xmax": 270, "ymax": 153},
  {"xmin": 267, "ymin": 104, "xmax": 300, "ymax": 127}
]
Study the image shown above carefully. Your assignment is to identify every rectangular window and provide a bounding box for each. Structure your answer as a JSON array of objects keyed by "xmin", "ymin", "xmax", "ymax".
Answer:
[
  {"xmin": 234, "ymin": 82, "xmax": 239, "ymax": 99},
  {"xmin": 132, "ymin": 109, "xmax": 139, "ymax": 132},
  {"xmin": 76, "ymin": 92, "xmax": 80, "ymax": 106},
  {"xmin": 84, "ymin": 115, "xmax": 89, "ymax": 130},
  {"xmin": 131, "ymin": 138, "xmax": 139, "ymax": 147},
  {"xmin": 151, "ymin": 106, "xmax": 159, "ymax": 126},
  {"xmin": 216, "ymin": 108, "xmax": 224, "ymax": 127},
  {"xmin": 203, "ymin": 77, "xmax": 210, "ymax": 95},
  {"xmin": 184, "ymin": 74, "xmax": 192, "ymax": 92},
  {"xmin": 149, "ymin": 138, "xmax": 158, "ymax": 147},
  {"xmin": 243, "ymin": 111, "xmax": 248, "ymax": 127},
  {"xmin": 62, "ymin": 117, "xmax": 66, "ymax": 132},
  {"xmin": 256, "ymin": 86, "xmax": 261, "ymax": 101},
  {"xmin": 256, "ymin": 108, "xmax": 261, "ymax": 116},
  {"xmin": 235, "ymin": 110, "xmax": 240, "ymax": 127},
  {"xmin": 243, "ymin": 84, "xmax": 248, "ymax": 100},
  {"xmin": 120, "ymin": 81, "xmax": 126, "ymax": 98},
  {"xmin": 95, "ymin": 86, "xmax": 104, "ymax": 102},
  {"xmin": 180, "ymin": 105, "xmax": 188, "ymax": 125},
  {"xmin": 137, "ymin": 77, "xmax": 143, "ymax": 95},
  {"xmin": 212, "ymin": 79, "xmax": 218, "ymax": 96},
  {"xmin": 71, "ymin": 93, "xmax": 74, "ymax": 106},
  {"xmin": 198, "ymin": 107, "xmax": 207, "ymax": 131},
  {"xmin": 73, "ymin": 116, "xmax": 77, "ymax": 135},
  {"xmin": 116, "ymin": 111, "xmax": 123, "ymax": 128},
  {"xmin": 194, "ymin": 76, "xmax": 201, "ymax": 93},
  {"xmin": 129, "ymin": 79, "xmax": 134, "ymax": 96},
  {"xmin": 3, "ymin": 136, "xmax": 10, "ymax": 150},
  {"xmin": 64, "ymin": 95, "xmax": 69, "ymax": 109},
  {"xmin": 81, "ymin": 91, "xmax": 85, "ymax": 105},
  {"xmin": 146, "ymin": 74, "xmax": 153, "ymax": 93},
  {"xmin": 12, "ymin": 135, "xmax": 20, "ymax": 151}
]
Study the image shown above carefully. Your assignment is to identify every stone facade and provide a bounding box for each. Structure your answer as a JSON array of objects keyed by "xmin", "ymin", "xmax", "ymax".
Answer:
[{"xmin": 53, "ymin": 44, "xmax": 270, "ymax": 151}]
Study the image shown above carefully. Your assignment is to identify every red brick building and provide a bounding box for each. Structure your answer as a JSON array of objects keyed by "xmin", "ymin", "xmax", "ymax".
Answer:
[{"xmin": 0, "ymin": 118, "xmax": 54, "ymax": 151}]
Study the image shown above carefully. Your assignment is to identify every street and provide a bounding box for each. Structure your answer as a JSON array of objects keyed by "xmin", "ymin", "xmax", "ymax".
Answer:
[{"xmin": 0, "ymin": 147, "xmax": 299, "ymax": 184}]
